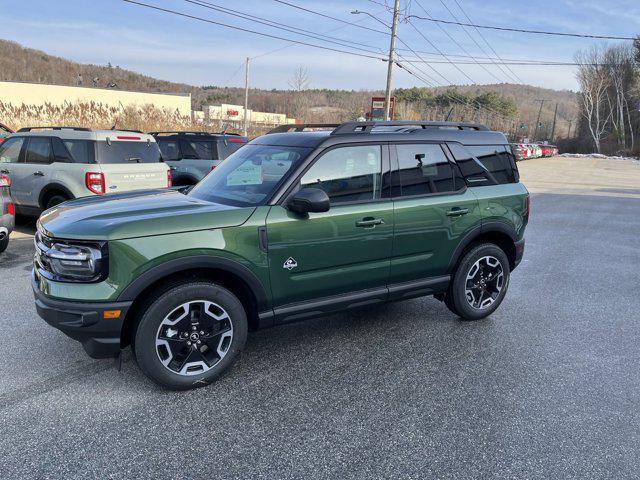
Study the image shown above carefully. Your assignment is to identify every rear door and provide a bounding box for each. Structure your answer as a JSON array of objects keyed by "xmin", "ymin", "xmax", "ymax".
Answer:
[
  {"xmin": 266, "ymin": 143, "xmax": 394, "ymax": 308},
  {"xmin": 389, "ymin": 142, "xmax": 481, "ymax": 286},
  {"xmin": 96, "ymin": 138, "xmax": 169, "ymax": 192},
  {"xmin": 0, "ymin": 137, "xmax": 27, "ymax": 207}
]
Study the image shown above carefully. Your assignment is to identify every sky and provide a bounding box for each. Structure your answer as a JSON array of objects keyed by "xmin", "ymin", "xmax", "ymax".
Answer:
[{"xmin": 2, "ymin": 0, "xmax": 639, "ymax": 92}]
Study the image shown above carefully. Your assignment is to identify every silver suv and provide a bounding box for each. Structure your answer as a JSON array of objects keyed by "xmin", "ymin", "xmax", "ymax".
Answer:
[
  {"xmin": 0, "ymin": 127, "xmax": 170, "ymax": 215},
  {"xmin": 152, "ymin": 131, "xmax": 247, "ymax": 186}
]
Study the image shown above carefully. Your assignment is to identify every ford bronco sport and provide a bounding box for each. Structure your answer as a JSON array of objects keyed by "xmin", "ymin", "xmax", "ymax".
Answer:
[
  {"xmin": 0, "ymin": 127, "xmax": 171, "ymax": 215},
  {"xmin": 33, "ymin": 121, "xmax": 529, "ymax": 390},
  {"xmin": 151, "ymin": 131, "xmax": 248, "ymax": 186}
]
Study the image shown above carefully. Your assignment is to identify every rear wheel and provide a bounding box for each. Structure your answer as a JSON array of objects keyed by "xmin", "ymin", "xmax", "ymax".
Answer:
[
  {"xmin": 0, "ymin": 234, "xmax": 8, "ymax": 253},
  {"xmin": 445, "ymin": 243, "xmax": 510, "ymax": 320},
  {"xmin": 134, "ymin": 281, "xmax": 248, "ymax": 390},
  {"xmin": 45, "ymin": 194, "xmax": 70, "ymax": 210}
]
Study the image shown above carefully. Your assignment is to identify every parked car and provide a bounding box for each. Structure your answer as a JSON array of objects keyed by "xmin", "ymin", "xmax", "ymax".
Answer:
[
  {"xmin": 0, "ymin": 174, "xmax": 14, "ymax": 253},
  {"xmin": 528, "ymin": 144, "xmax": 542, "ymax": 158},
  {"xmin": 0, "ymin": 127, "xmax": 171, "ymax": 216},
  {"xmin": 0, "ymin": 122, "xmax": 13, "ymax": 144},
  {"xmin": 510, "ymin": 143, "xmax": 529, "ymax": 161},
  {"xmin": 151, "ymin": 131, "xmax": 248, "ymax": 186},
  {"xmin": 33, "ymin": 120, "xmax": 529, "ymax": 389}
]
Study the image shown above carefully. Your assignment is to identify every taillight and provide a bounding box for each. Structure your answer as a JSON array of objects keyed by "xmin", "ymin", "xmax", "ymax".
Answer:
[
  {"xmin": 85, "ymin": 172, "xmax": 105, "ymax": 194},
  {"xmin": 228, "ymin": 137, "xmax": 246, "ymax": 143},
  {"xmin": 0, "ymin": 174, "xmax": 9, "ymax": 187},
  {"xmin": 167, "ymin": 169, "xmax": 172, "ymax": 187},
  {"xmin": 7, "ymin": 202, "xmax": 14, "ymax": 216},
  {"xmin": 525, "ymin": 193, "xmax": 531, "ymax": 224}
]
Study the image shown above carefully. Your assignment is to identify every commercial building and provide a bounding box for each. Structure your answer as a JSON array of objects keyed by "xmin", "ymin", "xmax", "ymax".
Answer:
[
  {"xmin": 206, "ymin": 104, "xmax": 296, "ymax": 126},
  {"xmin": 0, "ymin": 81, "xmax": 192, "ymax": 116}
]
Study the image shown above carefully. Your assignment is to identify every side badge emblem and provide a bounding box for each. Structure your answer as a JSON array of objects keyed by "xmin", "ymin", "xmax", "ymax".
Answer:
[{"xmin": 283, "ymin": 257, "xmax": 298, "ymax": 270}]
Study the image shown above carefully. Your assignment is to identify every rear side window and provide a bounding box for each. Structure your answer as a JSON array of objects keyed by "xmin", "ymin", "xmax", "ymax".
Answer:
[
  {"xmin": 301, "ymin": 145, "xmax": 382, "ymax": 204},
  {"xmin": 181, "ymin": 140, "xmax": 217, "ymax": 160},
  {"xmin": 26, "ymin": 137, "xmax": 52, "ymax": 164},
  {"xmin": 96, "ymin": 141, "xmax": 162, "ymax": 164},
  {"xmin": 157, "ymin": 140, "xmax": 181, "ymax": 161},
  {"xmin": 395, "ymin": 143, "xmax": 464, "ymax": 196},
  {"xmin": 58, "ymin": 139, "xmax": 95, "ymax": 163},
  {"xmin": 0, "ymin": 137, "xmax": 25, "ymax": 163},
  {"xmin": 449, "ymin": 144, "xmax": 518, "ymax": 185},
  {"xmin": 217, "ymin": 139, "xmax": 246, "ymax": 159}
]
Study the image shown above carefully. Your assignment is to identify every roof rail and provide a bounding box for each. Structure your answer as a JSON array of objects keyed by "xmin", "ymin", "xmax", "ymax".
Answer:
[
  {"xmin": 17, "ymin": 126, "xmax": 92, "ymax": 132},
  {"xmin": 149, "ymin": 131, "xmax": 243, "ymax": 136},
  {"xmin": 331, "ymin": 121, "xmax": 489, "ymax": 135},
  {"xmin": 267, "ymin": 124, "xmax": 341, "ymax": 134}
]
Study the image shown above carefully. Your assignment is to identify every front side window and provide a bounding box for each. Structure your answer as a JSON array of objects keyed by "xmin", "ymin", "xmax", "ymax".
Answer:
[
  {"xmin": 158, "ymin": 140, "xmax": 181, "ymax": 161},
  {"xmin": 0, "ymin": 137, "xmax": 25, "ymax": 163},
  {"xmin": 26, "ymin": 137, "xmax": 52, "ymax": 164},
  {"xmin": 96, "ymin": 141, "xmax": 162, "ymax": 164},
  {"xmin": 395, "ymin": 144, "xmax": 462, "ymax": 196},
  {"xmin": 300, "ymin": 145, "xmax": 382, "ymax": 204},
  {"xmin": 189, "ymin": 144, "xmax": 310, "ymax": 207}
]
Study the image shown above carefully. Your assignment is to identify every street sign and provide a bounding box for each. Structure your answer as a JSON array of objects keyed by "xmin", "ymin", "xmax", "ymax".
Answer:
[{"xmin": 369, "ymin": 96, "xmax": 395, "ymax": 121}]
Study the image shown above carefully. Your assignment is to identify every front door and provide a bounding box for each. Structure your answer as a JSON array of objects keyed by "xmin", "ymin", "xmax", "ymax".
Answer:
[
  {"xmin": 267, "ymin": 144, "xmax": 393, "ymax": 307},
  {"xmin": 389, "ymin": 142, "xmax": 481, "ymax": 285}
]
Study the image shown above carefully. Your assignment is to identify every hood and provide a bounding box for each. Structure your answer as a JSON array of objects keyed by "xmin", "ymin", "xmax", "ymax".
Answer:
[{"xmin": 39, "ymin": 189, "xmax": 256, "ymax": 241}]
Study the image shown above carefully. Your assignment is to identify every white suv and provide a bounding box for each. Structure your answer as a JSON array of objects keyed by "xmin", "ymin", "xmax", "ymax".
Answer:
[{"xmin": 0, "ymin": 127, "xmax": 171, "ymax": 215}]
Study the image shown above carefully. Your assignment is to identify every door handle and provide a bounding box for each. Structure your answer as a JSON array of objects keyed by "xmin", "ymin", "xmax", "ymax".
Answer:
[
  {"xmin": 446, "ymin": 208, "xmax": 469, "ymax": 217},
  {"xmin": 356, "ymin": 217, "xmax": 385, "ymax": 228},
  {"xmin": 0, "ymin": 169, "xmax": 9, "ymax": 174},
  {"xmin": 33, "ymin": 171, "xmax": 45, "ymax": 177}
]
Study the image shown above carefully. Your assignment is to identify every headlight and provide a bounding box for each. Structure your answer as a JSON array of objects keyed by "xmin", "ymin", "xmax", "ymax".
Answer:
[{"xmin": 34, "ymin": 230, "xmax": 108, "ymax": 282}]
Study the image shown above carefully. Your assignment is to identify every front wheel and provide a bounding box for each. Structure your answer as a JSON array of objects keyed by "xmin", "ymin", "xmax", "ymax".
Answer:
[
  {"xmin": 445, "ymin": 243, "xmax": 510, "ymax": 321},
  {"xmin": 134, "ymin": 282, "xmax": 248, "ymax": 390}
]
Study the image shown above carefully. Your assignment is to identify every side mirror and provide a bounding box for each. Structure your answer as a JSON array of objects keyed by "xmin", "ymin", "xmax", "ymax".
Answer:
[{"xmin": 287, "ymin": 188, "xmax": 330, "ymax": 214}]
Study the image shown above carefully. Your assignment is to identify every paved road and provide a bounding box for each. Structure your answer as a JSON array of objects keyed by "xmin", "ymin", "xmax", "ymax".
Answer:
[{"xmin": 0, "ymin": 156, "xmax": 639, "ymax": 479}]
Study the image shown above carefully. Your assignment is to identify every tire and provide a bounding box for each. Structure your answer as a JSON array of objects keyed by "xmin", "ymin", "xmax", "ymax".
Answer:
[
  {"xmin": 445, "ymin": 243, "xmax": 510, "ymax": 321},
  {"xmin": 0, "ymin": 235, "xmax": 8, "ymax": 254},
  {"xmin": 45, "ymin": 194, "xmax": 69, "ymax": 210},
  {"xmin": 134, "ymin": 281, "xmax": 248, "ymax": 390}
]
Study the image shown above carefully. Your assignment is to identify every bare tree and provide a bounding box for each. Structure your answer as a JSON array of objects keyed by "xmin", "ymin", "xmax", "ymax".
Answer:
[
  {"xmin": 575, "ymin": 46, "xmax": 611, "ymax": 153},
  {"xmin": 288, "ymin": 66, "xmax": 310, "ymax": 92}
]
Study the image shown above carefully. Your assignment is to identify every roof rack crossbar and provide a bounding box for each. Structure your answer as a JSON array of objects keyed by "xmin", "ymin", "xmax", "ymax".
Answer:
[
  {"xmin": 17, "ymin": 126, "xmax": 92, "ymax": 132},
  {"xmin": 267, "ymin": 124, "xmax": 341, "ymax": 134},
  {"xmin": 331, "ymin": 121, "xmax": 489, "ymax": 135}
]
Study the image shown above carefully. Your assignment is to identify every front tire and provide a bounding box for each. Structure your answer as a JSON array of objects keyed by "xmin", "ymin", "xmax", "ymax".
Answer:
[
  {"xmin": 45, "ymin": 194, "xmax": 69, "ymax": 210},
  {"xmin": 134, "ymin": 281, "xmax": 248, "ymax": 390},
  {"xmin": 445, "ymin": 243, "xmax": 510, "ymax": 321}
]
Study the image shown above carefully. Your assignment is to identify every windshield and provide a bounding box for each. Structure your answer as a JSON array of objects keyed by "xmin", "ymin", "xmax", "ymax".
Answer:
[
  {"xmin": 96, "ymin": 140, "xmax": 162, "ymax": 164},
  {"xmin": 188, "ymin": 144, "xmax": 311, "ymax": 207}
]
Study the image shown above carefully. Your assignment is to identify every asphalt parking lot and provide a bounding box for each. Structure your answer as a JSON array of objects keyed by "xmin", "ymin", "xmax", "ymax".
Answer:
[{"xmin": 1, "ymin": 155, "xmax": 639, "ymax": 479}]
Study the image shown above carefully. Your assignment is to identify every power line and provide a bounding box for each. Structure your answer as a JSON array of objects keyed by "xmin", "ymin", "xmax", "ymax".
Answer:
[
  {"xmin": 185, "ymin": 0, "xmax": 386, "ymax": 54},
  {"xmin": 121, "ymin": 0, "xmax": 388, "ymax": 61},
  {"xmin": 436, "ymin": 0, "xmax": 518, "ymax": 83},
  {"xmin": 451, "ymin": 0, "xmax": 524, "ymax": 83},
  {"xmin": 407, "ymin": 15, "xmax": 637, "ymax": 40},
  {"xmin": 271, "ymin": 0, "xmax": 389, "ymax": 35},
  {"xmin": 411, "ymin": 1, "xmax": 503, "ymax": 83}
]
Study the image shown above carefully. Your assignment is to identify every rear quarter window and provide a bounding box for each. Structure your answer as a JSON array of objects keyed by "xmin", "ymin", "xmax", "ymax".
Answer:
[
  {"xmin": 448, "ymin": 143, "xmax": 518, "ymax": 185},
  {"xmin": 96, "ymin": 140, "xmax": 162, "ymax": 164}
]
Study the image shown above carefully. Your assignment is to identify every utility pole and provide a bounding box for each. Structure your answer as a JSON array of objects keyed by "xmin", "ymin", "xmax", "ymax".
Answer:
[
  {"xmin": 243, "ymin": 56, "xmax": 250, "ymax": 137},
  {"xmin": 550, "ymin": 103, "xmax": 558, "ymax": 143},
  {"xmin": 533, "ymin": 99, "xmax": 545, "ymax": 141},
  {"xmin": 384, "ymin": 0, "xmax": 400, "ymax": 121}
]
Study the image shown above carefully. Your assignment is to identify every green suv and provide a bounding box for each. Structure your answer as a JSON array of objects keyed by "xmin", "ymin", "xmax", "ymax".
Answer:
[{"xmin": 33, "ymin": 121, "xmax": 529, "ymax": 389}]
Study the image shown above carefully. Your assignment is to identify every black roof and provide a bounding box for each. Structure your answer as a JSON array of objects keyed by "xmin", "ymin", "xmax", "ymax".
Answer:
[
  {"xmin": 149, "ymin": 131, "xmax": 247, "ymax": 140},
  {"xmin": 251, "ymin": 121, "xmax": 508, "ymax": 148}
]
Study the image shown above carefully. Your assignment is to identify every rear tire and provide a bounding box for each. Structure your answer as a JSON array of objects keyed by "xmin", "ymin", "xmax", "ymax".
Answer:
[
  {"xmin": 0, "ymin": 235, "xmax": 8, "ymax": 254},
  {"xmin": 45, "ymin": 194, "xmax": 69, "ymax": 210},
  {"xmin": 134, "ymin": 281, "xmax": 248, "ymax": 390},
  {"xmin": 445, "ymin": 243, "xmax": 510, "ymax": 321}
]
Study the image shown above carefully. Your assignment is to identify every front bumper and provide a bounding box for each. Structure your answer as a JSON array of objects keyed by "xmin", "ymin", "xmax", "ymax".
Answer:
[{"xmin": 32, "ymin": 274, "xmax": 131, "ymax": 358}]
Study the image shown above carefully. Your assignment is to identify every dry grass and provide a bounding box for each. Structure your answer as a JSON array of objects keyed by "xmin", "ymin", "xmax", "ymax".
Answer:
[{"xmin": 0, "ymin": 101, "xmax": 272, "ymax": 137}]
